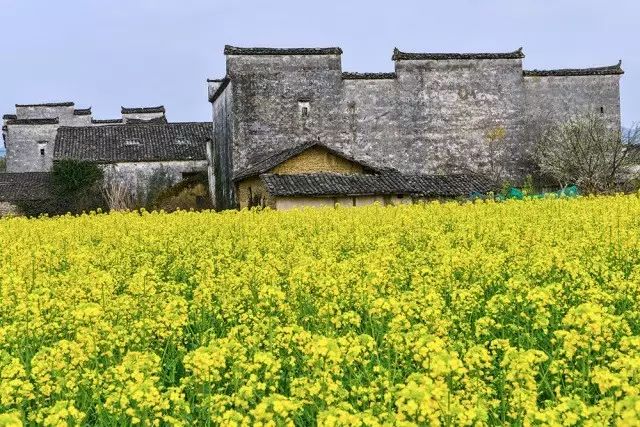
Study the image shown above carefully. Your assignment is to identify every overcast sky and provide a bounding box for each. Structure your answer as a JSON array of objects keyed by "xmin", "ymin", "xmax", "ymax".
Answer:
[{"xmin": 0, "ymin": 0, "xmax": 637, "ymax": 127}]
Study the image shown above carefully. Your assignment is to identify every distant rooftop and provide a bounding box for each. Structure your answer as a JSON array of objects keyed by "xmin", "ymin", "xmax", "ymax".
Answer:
[
  {"xmin": 224, "ymin": 45, "xmax": 343, "ymax": 56},
  {"xmin": 121, "ymin": 106, "xmax": 166, "ymax": 114},
  {"xmin": 15, "ymin": 102, "xmax": 74, "ymax": 108},
  {"xmin": 55, "ymin": 121, "xmax": 211, "ymax": 163},
  {"xmin": 523, "ymin": 61, "xmax": 624, "ymax": 77},
  {"xmin": 392, "ymin": 47, "xmax": 525, "ymax": 61}
]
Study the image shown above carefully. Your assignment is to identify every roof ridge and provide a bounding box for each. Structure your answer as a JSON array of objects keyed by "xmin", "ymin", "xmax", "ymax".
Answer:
[
  {"xmin": 15, "ymin": 102, "xmax": 74, "ymax": 108},
  {"xmin": 523, "ymin": 61, "xmax": 624, "ymax": 77},
  {"xmin": 392, "ymin": 47, "xmax": 524, "ymax": 61},
  {"xmin": 342, "ymin": 72, "xmax": 397, "ymax": 80},
  {"xmin": 121, "ymin": 106, "xmax": 165, "ymax": 114},
  {"xmin": 224, "ymin": 45, "xmax": 343, "ymax": 56}
]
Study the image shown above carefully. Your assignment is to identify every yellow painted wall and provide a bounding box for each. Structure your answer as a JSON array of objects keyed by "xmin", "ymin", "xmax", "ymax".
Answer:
[
  {"xmin": 236, "ymin": 146, "xmax": 366, "ymax": 209},
  {"xmin": 236, "ymin": 177, "xmax": 276, "ymax": 210},
  {"xmin": 271, "ymin": 146, "xmax": 364, "ymax": 175}
]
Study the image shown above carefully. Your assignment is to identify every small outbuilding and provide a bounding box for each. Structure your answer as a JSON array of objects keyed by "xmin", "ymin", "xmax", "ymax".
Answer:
[{"xmin": 233, "ymin": 141, "xmax": 495, "ymax": 210}]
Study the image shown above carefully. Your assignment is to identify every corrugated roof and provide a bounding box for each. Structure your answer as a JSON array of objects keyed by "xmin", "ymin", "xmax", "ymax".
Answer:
[
  {"xmin": 54, "ymin": 122, "xmax": 211, "ymax": 163},
  {"xmin": 261, "ymin": 172, "xmax": 496, "ymax": 198},
  {"xmin": 233, "ymin": 141, "xmax": 385, "ymax": 181},
  {"xmin": 0, "ymin": 172, "xmax": 53, "ymax": 201},
  {"xmin": 392, "ymin": 47, "xmax": 524, "ymax": 61}
]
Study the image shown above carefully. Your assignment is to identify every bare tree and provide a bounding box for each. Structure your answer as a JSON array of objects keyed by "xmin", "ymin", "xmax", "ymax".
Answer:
[
  {"xmin": 535, "ymin": 114, "xmax": 640, "ymax": 193},
  {"xmin": 102, "ymin": 169, "xmax": 136, "ymax": 211}
]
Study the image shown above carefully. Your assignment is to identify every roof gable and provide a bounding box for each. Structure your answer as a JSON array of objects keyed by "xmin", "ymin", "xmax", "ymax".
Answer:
[{"xmin": 233, "ymin": 141, "xmax": 385, "ymax": 181}]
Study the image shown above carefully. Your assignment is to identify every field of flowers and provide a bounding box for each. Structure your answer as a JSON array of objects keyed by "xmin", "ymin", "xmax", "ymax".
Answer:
[{"xmin": 1, "ymin": 196, "xmax": 640, "ymax": 426}]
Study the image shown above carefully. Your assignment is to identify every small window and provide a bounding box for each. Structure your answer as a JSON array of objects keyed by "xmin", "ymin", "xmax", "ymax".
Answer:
[
  {"xmin": 600, "ymin": 106, "xmax": 605, "ymax": 114},
  {"xmin": 182, "ymin": 171, "xmax": 199, "ymax": 180},
  {"xmin": 38, "ymin": 141, "xmax": 47, "ymax": 156},
  {"xmin": 298, "ymin": 100, "xmax": 310, "ymax": 118},
  {"xmin": 40, "ymin": 148, "xmax": 45, "ymax": 156}
]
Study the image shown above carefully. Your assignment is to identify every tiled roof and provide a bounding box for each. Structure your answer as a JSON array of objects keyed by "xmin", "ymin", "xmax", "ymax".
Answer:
[
  {"xmin": 54, "ymin": 122, "xmax": 211, "ymax": 163},
  {"xmin": 0, "ymin": 172, "xmax": 53, "ymax": 201},
  {"xmin": 15, "ymin": 102, "xmax": 74, "ymax": 107},
  {"xmin": 121, "ymin": 106, "xmax": 165, "ymax": 114},
  {"xmin": 392, "ymin": 47, "xmax": 524, "ymax": 61},
  {"xmin": 261, "ymin": 172, "xmax": 496, "ymax": 198},
  {"xmin": 342, "ymin": 72, "xmax": 397, "ymax": 80},
  {"xmin": 523, "ymin": 61, "xmax": 624, "ymax": 77},
  {"xmin": 5, "ymin": 118, "xmax": 59, "ymax": 125},
  {"xmin": 127, "ymin": 117, "xmax": 168, "ymax": 124},
  {"xmin": 73, "ymin": 108, "xmax": 92, "ymax": 116},
  {"xmin": 2, "ymin": 114, "xmax": 17, "ymax": 120},
  {"xmin": 92, "ymin": 118, "xmax": 123, "ymax": 124},
  {"xmin": 233, "ymin": 141, "xmax": 385, "ymax": 181},
  {"xmin": 224, "ymin": 45, "xmax": 343, "ymax": 56}
]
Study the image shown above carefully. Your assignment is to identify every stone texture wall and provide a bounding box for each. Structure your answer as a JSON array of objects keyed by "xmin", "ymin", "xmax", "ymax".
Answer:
[
  {"xmin": 211, "ymin": 81, "xmax": 235, "ymax": 208},
  {"xmin": 5, "ymin": 104, "xmax": 93, "ymax": 172},
  {"xmin": 5, "ymin": 124, "xmax": 59, "ymax": 172},
  {"xmin": 524, "ymin": 74, "xmax": 622, "ymax": 130},
  {"xmin": 212, "ymin": 52, "xmax": 623, "ymax": 209},
  {"xmin": 102, "ymin": 160, "xmax": 208, "ymax": 203}
]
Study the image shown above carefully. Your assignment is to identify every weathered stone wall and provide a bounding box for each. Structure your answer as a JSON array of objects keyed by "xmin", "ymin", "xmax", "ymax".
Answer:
[
  {"xmin": 0, "ymin": 201, "xmax": 20, "ymax": 216},
  {"xmin": 213, "ymin": 51, "xmax": 623, "ymax": 210},
  {"xmin": 226, "ymin": 53, "xmax": 344, "ymax": 172},
  {"xmin": 5, "ymin": 123, "xmax": 59, "ymax": 172},
  {"xmin": 217, "ymin": 53, "xmax": 535, "ymax": 209},
  {"xmin": 211, "ymin": 81, "xmax": 235, "ymax": 209},
  {"xmin": 102, "ymin": 160, "xmax": 208, "ymax": 203},
  {"xmin": 524, "ymin": 74, "xmax": 622, "ymax": 130}
]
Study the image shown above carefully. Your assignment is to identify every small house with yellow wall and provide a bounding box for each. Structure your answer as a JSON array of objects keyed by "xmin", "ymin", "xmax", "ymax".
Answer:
[{"xmin": 233, "ymin": 141, "xmax": 495, "ymax": 210}]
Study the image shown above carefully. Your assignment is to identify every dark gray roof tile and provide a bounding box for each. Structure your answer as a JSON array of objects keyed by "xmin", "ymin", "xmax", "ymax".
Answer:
[
  {"xmin": 523, "ymin": 61, "xmax": 624, "ymax": 77},
  {"xmin": 54, "ymin": 122, "xmax": 211, "ymax": 163},
  {"xmin": 342, "ymin": 72, "xmax": 397, "ymax": 80},
  {"xmin": 15, "ymin": 102, "xmax": 74, "ymax": 107},
  {"xmin": 225, "ymin": 45, "xmax": 342, "ymax": 56},
  {"xmin": 6, "ymin": 118, "xmax": 59, "ymax": 125},
  {"xmin": 73, "ymin": 108, "xmax": 92, "ymax": 116},
  {"xmin": 261, "ymin": 172, "xmax": 496, "ymax": 198},
  {"xmin": 392, "ymin": 47, "xmax": 524, "ymax": 61},
  {"xmin": 0, "ymin": 172, "xmax": 53, "ymax": 201},
  {"xmin": 121, "ymin": 106, "xmax": 165, "ymax": 114}
]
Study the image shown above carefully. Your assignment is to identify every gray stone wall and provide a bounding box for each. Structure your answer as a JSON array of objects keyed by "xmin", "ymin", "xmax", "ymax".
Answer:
[
  {"xmin": 5, "ymin": 124, "xmax": 59, "ymax": 172},
  {"xmin": 211, "ymin": 81, "xmax": 235, "ymax": 209},
  {"xmin": 212, "ymin": 51, "xmax": 623, "ymax": 209},
  {"xmin": 102, "ymin": 160, "xmax": 208, "ymax": 204},
  {"xmin": 524, "ymin": 74, "xmax": 622, "ymax": 131},
  {"xmin": 6, "ymin": 104, "xmax": 93, "ymax": 172}
]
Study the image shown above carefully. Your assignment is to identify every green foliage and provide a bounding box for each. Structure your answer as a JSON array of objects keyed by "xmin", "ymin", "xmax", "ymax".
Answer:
[
  {"xmin": 522, "ymin": 175, "xmax": 535, "ymax": 196},
  {"xmin": 52, "ymin": 160, "xmax": 105, "ymax": 214},
  {"xmin": 0, "ymin": 156, "xmax": 6, "ymax": 173},
  {"xmin": 142, "ymin": 167, "xmax": 174, "ymax": 209}
]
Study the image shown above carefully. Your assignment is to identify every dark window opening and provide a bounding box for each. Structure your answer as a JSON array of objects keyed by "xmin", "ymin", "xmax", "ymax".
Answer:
[
  {"xmin": 40, "ymin": 148, "xmax": 45, "ymax": 156},
  {"xmin": 182, "ymin": 171, "xmax": 199, "ymax": 180},
  {"xmin": 600, "ymin": 106, "xmax": 605, "ymax": 114},
  {"xmin": 302, "ymin": 107, "xmax": 309, "ymax": 117}
]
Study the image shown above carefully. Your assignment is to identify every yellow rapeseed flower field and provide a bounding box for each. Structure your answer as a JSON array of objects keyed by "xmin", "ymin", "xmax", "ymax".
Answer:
[{"xmin": 2, "ymin": 195, "xmax": 640, "ymax": 426}]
